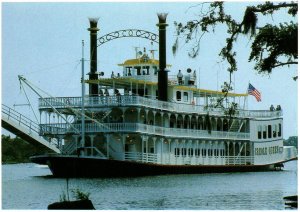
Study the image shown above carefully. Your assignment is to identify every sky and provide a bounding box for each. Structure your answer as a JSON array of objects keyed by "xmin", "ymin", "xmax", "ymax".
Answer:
[{"xmin": 1, "ymin": 2, "xmax": 298, "ymax": 139}]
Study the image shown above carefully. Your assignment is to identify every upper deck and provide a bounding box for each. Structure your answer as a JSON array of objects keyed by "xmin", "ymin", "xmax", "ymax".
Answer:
[
  {"xmin": 38, "ymin": 50, "xmax": 282, "ymax": 120},
  {"xmin": 38, "ymin": 95, "xmax": 282, "ymax": 119}
]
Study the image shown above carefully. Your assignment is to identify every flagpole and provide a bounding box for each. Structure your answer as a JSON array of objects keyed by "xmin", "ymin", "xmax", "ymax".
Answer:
[
  {"xmin": 81, "ymin": 40, "xmax": 85, "ymax": 156},
  {"xmin": 246, "ymin": 81, "xmax": 250, "ymax": 110},
  {"xmin": 198, "ymin": 67, "xmax": 200, "ymax": 105}
]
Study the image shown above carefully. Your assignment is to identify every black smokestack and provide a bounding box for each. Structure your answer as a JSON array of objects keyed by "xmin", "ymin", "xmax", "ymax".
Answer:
[
  {"xmin": 88, "ymin": 18, "xmax": 99, "ymax": 96},
  {"xmin": 157, "ymin": 13, "xmax": 168, "ymax": 102}
]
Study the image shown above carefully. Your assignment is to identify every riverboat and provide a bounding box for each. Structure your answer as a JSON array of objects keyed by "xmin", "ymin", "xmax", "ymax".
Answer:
[{"xmin": 30, "ymin": 15, "xmax": 297, "ymax": 177}]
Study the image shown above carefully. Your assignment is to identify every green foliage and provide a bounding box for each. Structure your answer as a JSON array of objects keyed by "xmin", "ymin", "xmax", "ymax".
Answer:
[
  {"xmin": 174, "ymin": 1, "xmax": 297, "ymax": 76},
  {"xmin": 1, "ymin": 135, "xmax": 49, "ymax": 163},
  {"xmin": 249, "ymin": 22, "xmax": 297, "ymax": 73},
  {"xmin": 242, "ymin": 7, "xmax": 257, "ymax": 35},
  {"xmin": 71, "ymin": 189, "xmax": 90, "ymax": 201},
  {"xmin": 284, "ymin": 136, "xmax": 298, "ymax": 149},
  {"xmin": 174, "ymin": 1, "xmax": 298, "ymax": 115},
  {"xmin": 59, "ymin": 192, "xmax": 68, "ymax": 202}
]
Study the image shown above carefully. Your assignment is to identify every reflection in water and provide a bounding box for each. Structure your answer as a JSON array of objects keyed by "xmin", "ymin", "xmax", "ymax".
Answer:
[{"xmin": 2, "ymin": 161, "xmax": 297, "ymax": 210}]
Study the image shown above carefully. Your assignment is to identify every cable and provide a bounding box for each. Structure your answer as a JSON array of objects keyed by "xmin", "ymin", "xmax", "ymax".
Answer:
[{"xmin": 20, "ymin": 82, "xmax": 39, "ymax": 123}]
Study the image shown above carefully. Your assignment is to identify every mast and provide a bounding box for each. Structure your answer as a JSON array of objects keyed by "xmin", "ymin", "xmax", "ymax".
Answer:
[
  {"xmin": 17, "ymin": 75, "xmax": 80, "ymax": 134},
  {"xmin": 81, "ymin": 40, "xmax": 85, "ymax": 154}
]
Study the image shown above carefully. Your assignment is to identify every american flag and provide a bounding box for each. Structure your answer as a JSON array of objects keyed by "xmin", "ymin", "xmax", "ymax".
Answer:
[{"xmin": 248, "ymin": 83, "xmax": 261, "ymax": 102}]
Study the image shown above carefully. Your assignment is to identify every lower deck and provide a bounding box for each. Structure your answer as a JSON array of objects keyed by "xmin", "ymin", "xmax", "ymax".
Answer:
[{"xmin": 57, "ymin": 132, "xmax": 285, "ymax": 166}]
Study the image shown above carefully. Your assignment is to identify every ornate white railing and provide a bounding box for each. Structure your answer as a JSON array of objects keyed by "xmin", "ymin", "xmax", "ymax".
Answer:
[
  {"xmin": 225, "ymin": 156, "xmax": 254, "ymax": 165},
  {"xmin": 122, "ymin": 75, "xmax": 158, "ymax": 82},
  {"xmin": 109, "ymin": 151, "xmax": 253, "ymax": 165},
  {"xmin": 38, "ymin": 95, "xmax": 282, "ymax": 118},
  {"xmin": 40, "ymin": 122, "xmax": 250, "ymax": 140},
  {"xmin": 124, "ymin": 152, "xmax": 158, "ymax": 163}
]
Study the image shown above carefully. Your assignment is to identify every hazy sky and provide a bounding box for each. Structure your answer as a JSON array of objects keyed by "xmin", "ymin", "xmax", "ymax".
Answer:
[{"xmin": 2, "ymin": 2, "xmax": 298, "ymax": 138}]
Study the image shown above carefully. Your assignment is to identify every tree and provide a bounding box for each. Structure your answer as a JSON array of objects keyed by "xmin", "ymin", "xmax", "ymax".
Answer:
[
  {"xmin": 2, "ymin": 135, "xmax": 49, "ymax": 163},
  {"xmin": 173, "ymin": 1, "xmax": 298, "ymax": 114},
  {"xmin": 174, "ymin": 1, "xmax": 297, "ymax": 76}
]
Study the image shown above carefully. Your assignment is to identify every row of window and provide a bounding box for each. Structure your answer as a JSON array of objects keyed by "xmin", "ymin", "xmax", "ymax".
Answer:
[
  {"xmin": 124, "ymin": 66, "xmax": 156, "ymax": 76},
  {"xmin": 176, "ymin": 91, "xmax": 189, "ymax": 102},
  {"xmin": 174, "ymin": 148, "xmax": 225, "ymax": 157},
  {"xmin": 257, "ymin": 123, "xmax": 281, "ymax": 139}
]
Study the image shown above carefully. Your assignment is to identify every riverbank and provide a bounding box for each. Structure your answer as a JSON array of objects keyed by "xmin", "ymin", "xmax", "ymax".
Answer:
[{"xmin": 1, "ymin": 135, "xmax": 50, "ymax": 164}]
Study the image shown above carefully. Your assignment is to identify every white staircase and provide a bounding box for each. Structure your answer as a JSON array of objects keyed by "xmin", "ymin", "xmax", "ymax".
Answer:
[{"xmin": 1, "ymin": 104, "xmax": 61, "ymax": 153}]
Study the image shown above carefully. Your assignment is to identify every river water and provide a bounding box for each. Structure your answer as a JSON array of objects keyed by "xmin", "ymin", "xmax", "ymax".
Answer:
[{"xmin": 2, "ymin": 161, "xmax": 297, "ymax": 210}]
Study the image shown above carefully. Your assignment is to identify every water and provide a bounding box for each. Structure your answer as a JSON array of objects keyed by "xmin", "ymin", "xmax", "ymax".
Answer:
[{"xmin": 2, "ymin": 161, "xmax": 297, "ymax": 210}]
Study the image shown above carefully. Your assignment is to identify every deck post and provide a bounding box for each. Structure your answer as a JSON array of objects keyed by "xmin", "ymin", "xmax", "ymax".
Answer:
[
  {"xmin": 146, "ymin": 139, "xmax": 148, "ymax": 163},
  {"xmin": 141, "ymin": 136, "xmax": 144, "ymax": 162},
  {"xmin": 203, "ymin": 140, "xmax": 206, "ymax": 165},
  {"xmin": 245, "ymin": 142, "xmax": 247, "ymax": 164},
  {"xmin": 122, "ymin": 134, "xmax": 125, "ymax": 160},
  {"xmin": 175, "ymin": 139, "xmax": 178, "ymax": 165},
  {"xmin": 106, "ymin": 134, "xmax": 110, "ymax": 158},
  {"xmin": 182, "ymin": 139, "xmax": 185, "ymax": 164},
  {"xmin": 152, "ymin": 137, "xmax": 157, "ymax": 163},
  {"xmin": 161, "ymin": 138, "xmax": 163, "ymax": 164},
  {"xmin": 209, "ymin": 141, "xmax": 212, "ymax": 165},
  {"xmin": 90, "ymin": 135, "xmax": 95, "ymax": 156},
  {"xmin": 168, "ymin": 139, "xmax": 171, "ymax": 164}
]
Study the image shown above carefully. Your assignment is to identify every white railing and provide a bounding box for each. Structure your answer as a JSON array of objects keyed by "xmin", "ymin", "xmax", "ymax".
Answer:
[
  {"xmin": 39, "ymin": 122, "xmax": 250, "ymax": 140},
  {"xmin": 2, "ymin": 104, "xmax": 60, "ymax": 153},
  {"xmin": 104, "ymin": 151, "xmax": 253, "ymax": 165},
  {"xmin": 38, "ymin": 95, "xmax": 282, "ymax": 118},
  {"xmin": 225, "ymin": 156, "xmax": 254, "ymax": 165},
  {"xmin": 2, "ymin": 104, "xmax": 40, "ymax": 135},
  {"xmin": 122, "ymin": 75, "xmax": 158, "ymax": 82},
  {"xmin": 113, "ymin": 152, "xmax": 158, "ymax": 163}
]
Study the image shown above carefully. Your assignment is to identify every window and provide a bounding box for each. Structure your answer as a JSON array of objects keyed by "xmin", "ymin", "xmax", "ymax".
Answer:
[
  {"xmin": 170, "ymin": 121, "xmax": 174, "ymax": 128},
  {"xmin": 183, "ymin": 92, "xmax": 188, "ymax": 102},
  {"xmin": 135, "ymin": 66, "xmax": 141, "ymax": 75},
  {"xmin": 221, "ymin": 149, "xmax": 225, "ymax": 156},
  {"xmin": 263, "ymin": 126, "xmax": 267, "ymax": 139},
  {"xmin": 142, "ymin": 66, "xmax": 150, "ymax": 75},
  {"xmin": 202, "ymin": 149, "xmax": 206, "ymax": 157},
  {"xmin": 175, "ymin": 148, "xmax": 180, "ymax": 157},
  {"xmin": 257, "ymin": 125, "xmax": 262, "ymax": 139},
  {"xmin": 273, "ymin": 125, "xmax": 277, "ymax": 137},
  {"xmin": 153, "ymin": 66, "xmax": 158, "ymax": 75},
  {"xmin": 188, "ymin": 148, "xmax": 194, "ymax": 157},
  {"xmin": 182, "ymin": 148, "xmax": 187, "ymax": 157},
  {"xmin": 268, "ymin": 125, "xmax": 272, "ymax": 138},
  {"xmin": 176, "ymin": 91, "xmax": 181, "ymax": 101},
  {"xmin": 278, "ymin": 123, "xmax": 282, "ymax": 137},
  {"xmin": 195, "ymin": 149, "xmax": 200, "ymax": 157},
  {"xmin": 208, "ymin": 149, "xmax": 212, "ymax": 157}
]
